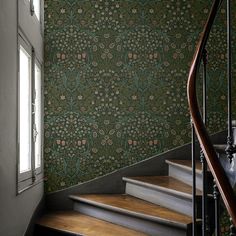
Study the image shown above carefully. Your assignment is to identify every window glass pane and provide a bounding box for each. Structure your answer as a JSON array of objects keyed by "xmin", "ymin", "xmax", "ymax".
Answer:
[
  {"xmin": 33, "ymin": 0, "xmax": 40, "ymax": 21},
  {"xmin": 19, "ymin": 46, "xmax": 32, "ymax": 173},
  {"xmin": 34, "ymin": 64, "xmax": 42, "ymax": 168}
]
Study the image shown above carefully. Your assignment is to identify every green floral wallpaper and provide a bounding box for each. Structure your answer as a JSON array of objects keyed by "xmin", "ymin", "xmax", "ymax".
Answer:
[
  {"xmin": 44, "ymin": 0, "xmax": 236, "ymax": 234},
  {"xmin": 44, "ymin": 0, "xmax": 235, "ymax": 196}
]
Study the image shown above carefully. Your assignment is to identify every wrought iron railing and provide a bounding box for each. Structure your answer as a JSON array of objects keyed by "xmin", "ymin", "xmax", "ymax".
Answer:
[{"xmin": 187, "ymin": 0, "xmax": 236, "ymax": 235}]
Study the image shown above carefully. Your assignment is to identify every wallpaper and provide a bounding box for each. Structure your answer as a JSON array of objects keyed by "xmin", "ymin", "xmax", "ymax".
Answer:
[
  {"xmin": 44, "ymin": 0, "xmax": 236, "ymax": 234},
  {"xmin": 44, "ymin": 0, "xmax": 235, "ymax": 194}
]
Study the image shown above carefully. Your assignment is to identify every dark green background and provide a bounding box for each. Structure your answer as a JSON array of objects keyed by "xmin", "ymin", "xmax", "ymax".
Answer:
[{"xmin": 44, "ymin": 0, "xmax": 235, "ymax": 196}]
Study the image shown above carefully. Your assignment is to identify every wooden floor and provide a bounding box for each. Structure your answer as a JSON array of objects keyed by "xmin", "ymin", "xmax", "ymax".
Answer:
[
  {"xmin": 126, "ymin": 176, "xmax": 202, "ymax": 196},
  {"xmin": 37, "ymin": 211, "xmax": 148, "ymax": 236},
  {"xmin": 73, "ymin": 194, "xmax": 192, "ymax": 225}
]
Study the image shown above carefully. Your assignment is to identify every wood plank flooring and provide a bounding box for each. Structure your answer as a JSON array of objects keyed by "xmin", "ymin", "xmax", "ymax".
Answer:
[
  {"xmin": 166, "ymin": 159, "xmax": 202, "ymax": 172},
  {"xmin": 125, "ymin": 176, "xmax": 202, "ymax": 196},
  {"xmin": 37, "ymin": 211, "xmax": 148, "ymax": 236},
  {"xmin": 72, "ymin": 194, "xmax": 192, "ymax": 225}
]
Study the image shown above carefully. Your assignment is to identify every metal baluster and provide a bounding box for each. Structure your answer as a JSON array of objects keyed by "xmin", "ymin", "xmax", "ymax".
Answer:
[
  {"xmin": 192, "ymin": 122, "xmax": 196, "ymax": 236},
  {"xmin": 226, "ymin": 1, "xmax": 236, "ymax": 234},
  {"xmin": 226, "ymin": 0, "xmax": 234, "ymax": 163},
  {"xmin": 213, "ymin": 181, "xmax": 220, "ymax": 236},
  {"xmin": 230, "ymin": 218, "xmax": 236, "ymax": 236},
  {"xmin": 201, "ymin": 48, "xmax": 209, "ymax": 236}
]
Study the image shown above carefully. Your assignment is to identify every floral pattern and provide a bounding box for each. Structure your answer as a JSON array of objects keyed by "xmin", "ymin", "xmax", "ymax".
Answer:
[
  {"xmin": 44, "ymin": 0, "xmax": 235, "ymax": 194},
  {"xmin": 44, "ymin": 0, "xmax": 236, "ymax": 233}
]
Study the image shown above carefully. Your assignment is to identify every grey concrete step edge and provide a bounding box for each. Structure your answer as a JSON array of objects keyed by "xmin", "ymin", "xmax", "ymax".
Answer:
[
  {"xmin": 122, "ymin": 177, "xmax": 201, "ymax": 200},
  {"xmin": 69, "ymin": 195, "xmax": 190, "ymax": 230},
  {"xmin": 165, "ymin": 160, "xmax": 203, "ymax": 175}
]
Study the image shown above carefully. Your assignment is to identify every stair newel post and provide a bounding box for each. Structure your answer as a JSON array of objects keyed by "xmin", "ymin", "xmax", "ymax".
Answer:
[
  {"xmin": 226, "ymin": 0, "xmax": 234, "ymax": 163},
  {"xmin": 201, "ymin": 48, "xmax": 210, "ymax": 236},
  {"xmin": 213, "ymin": 181, "xmax": 220, "ymax": 236},
  {"xmin": 191, "ymin": 121, "xmax": 196, "ymax": 236}
]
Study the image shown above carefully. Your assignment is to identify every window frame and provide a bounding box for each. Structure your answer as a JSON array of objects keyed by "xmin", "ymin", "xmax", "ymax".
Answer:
[{"xmin": 17, "ymin": 32, "xmax": 44, "ymax": 194}]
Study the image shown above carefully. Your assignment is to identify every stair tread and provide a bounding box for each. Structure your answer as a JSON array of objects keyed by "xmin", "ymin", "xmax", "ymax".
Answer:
[
  {"xmin": 166, "ymin": 159, "xmax": 202, "ymax": 173},
  {"xmin": 123, "ymin": 176, "xmax": 202, "ymax": 197},
  {"xmin": 70, "ymin": 194, "xmax": 192, "ymax": 226},
  {"xmin": 37, "ymin": 211, "xmax": 148, "ymax": 236}
]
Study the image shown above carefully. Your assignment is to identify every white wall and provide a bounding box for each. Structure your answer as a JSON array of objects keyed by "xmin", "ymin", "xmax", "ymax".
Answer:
[{"xmin": 0, "ymin": 1, "xmax": 44, "ymax": 235}]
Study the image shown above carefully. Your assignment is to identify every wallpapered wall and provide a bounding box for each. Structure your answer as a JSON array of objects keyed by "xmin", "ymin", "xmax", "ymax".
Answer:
[{"xmin": 44, "ymin": 0, "xmax": 236, "ymax": 195}]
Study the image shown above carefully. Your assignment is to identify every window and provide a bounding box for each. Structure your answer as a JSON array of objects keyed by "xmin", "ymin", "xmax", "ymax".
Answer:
[
  {"xmin": 33, "ymin": 0, "xmax": 41, "ymax": 21},
  {"xmin": 18, "ymin": 34, "xmax": 43, "ymax": 193},
  {"xmin": 19, "ymin": 45, "xmax": 32, "ymax": 174},
  {"xmin": 29, "ymin": 0, "xmax": 41, "ymax": 21},
  {"xmin": 18, "ymin": 0, "xmax": 43, "ymax": 193}
]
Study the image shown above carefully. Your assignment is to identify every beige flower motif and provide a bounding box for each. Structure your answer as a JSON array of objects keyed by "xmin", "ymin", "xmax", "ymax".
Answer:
[
  {"xmin": 61, "ymin": 54, "xmax": 66, "ymax": 60},
  {"xmin": 149, "ymin": 9, "xmax": 154, "ymax": 14},
  {"xmin": 154, "ymin": 140, "xmax": 158, "ymax": 145},
  {"xmin": 61, "ymin": 140, "xmax": 66, "ymax": 146},
  {"xmin": 82, "ymin": 52, "xmax": 86, "ymax": 59}
]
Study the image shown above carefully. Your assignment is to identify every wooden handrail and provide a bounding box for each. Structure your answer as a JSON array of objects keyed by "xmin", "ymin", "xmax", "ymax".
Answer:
[{"xmin": 187, "ymin": 0, "xmax": 236, "ymax": 226}]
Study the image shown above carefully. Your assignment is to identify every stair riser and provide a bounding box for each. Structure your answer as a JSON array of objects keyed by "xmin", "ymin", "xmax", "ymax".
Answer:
[
  {"xmin": 168, "ymin": 165, "xmax": 203, "ymax": 190},
  {"xmin": 73, "ymin": 202, "xmax": 190, "ymax": 236},
  {"xmin": 125, "ymin": 182, "xmax": 201, "ymax": 217}
]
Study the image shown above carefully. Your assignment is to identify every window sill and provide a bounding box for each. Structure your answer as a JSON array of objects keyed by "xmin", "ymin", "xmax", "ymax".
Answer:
[{"xmin": 17, "ymin": 172, "xmax": 44, "ymax": 195}]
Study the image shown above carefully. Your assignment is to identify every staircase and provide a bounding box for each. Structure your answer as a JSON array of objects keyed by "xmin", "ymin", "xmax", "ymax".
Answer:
[{"xmin": 35, "ymin": 159, "xmax": 207, "ymax": 236}]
